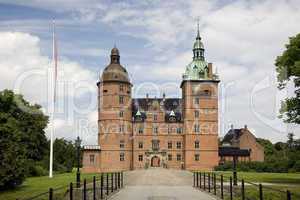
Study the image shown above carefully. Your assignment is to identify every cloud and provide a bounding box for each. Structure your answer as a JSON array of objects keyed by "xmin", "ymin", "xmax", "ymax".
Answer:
[{"xmin": 0, "ymin": 31, "xmax": 98, "ymax": 144}]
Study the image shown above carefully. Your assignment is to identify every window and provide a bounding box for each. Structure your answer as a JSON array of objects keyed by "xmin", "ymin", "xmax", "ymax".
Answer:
[
  {"xmin": 176, "ymin": 141, "xmax": 182, "ymax": 149},
  {"xmin": 120, "ymin": 140, "xmax": 125, "ymax": 148},
  {"xmin": 119, "ymin": 125, "xmax": 124, "ymax": 133},
  {"xmin": 152, "ymin": 140, "xmax": 159, "ymax": 151},
  {"xmin": 168, "ymin": 126, "xmax": 172, "ymax": 134},
  {"xmin": 195, "ymin": 154, "xmax": 200, "ymax": 161},
  {"xmin": 120, "ymin": 84, "xmax": 124, "ymax": 91},
  {"xmin": 168, "ymin": 154, "xmax": 172, "ymax": 161},
  {"xmin": 177, "ymin": 154, "xmax": 182, "ymax": 161},
  {"xmin": 138, "ymin": 155, "xmax": 143, "ymax": 162},
  {"xmin": 120, "ymin": 153, "xmax": 125, "ymax": 161},
  {"xmin": 176, "ymin": 127, "xmax": 182, "ymax": 134},
  {"xmin": 89, "ymin": 154, "xmax": 95, "ymax": 163},
  {"xmin": 195, "ymin": 141, "xmax": 200, "ymax": 149},
  {"xmin": 168, "ymin": 141, "xmax": 172, "ymax": 149},
  {"xmin": 103, "ymin": 89, "xmax": 108, "ymax": 93},
  {"xmin": 138, "ymin": 126, "xmax": 144, "ymax": 134},
  {"xmin": 153, "ymin": 114, "xmax": 158, "ymax": 121},
  {"xmin": 195, "ymin": 110, "xmax": 199, "ymax": 118},
  {"xmin": 195, "ymin": 97, "xmax": 200, "ymax": 105},
  {"xmin": 119, "ymin": 96, "xmax": 124, "ymax": 104},
  {"xmin": 119, "ymin": 111, "xmax": 124, "ymax": 117},
  {"xmin": 138, "ymin": 142, "xmax": 143, "ymax": 149},
  {"xmin": 153, "ymin": 126, "xmax": 158, "ymax": 134},
  {"xmin": 194, "ymin": 124, "xmax": 200, "ymax": 133}
]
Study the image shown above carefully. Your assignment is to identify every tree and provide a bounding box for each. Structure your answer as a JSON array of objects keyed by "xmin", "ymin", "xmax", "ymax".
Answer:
[
  {"xmin": 0, "ymin": 90, "xmax": 48, "ymax": 189},
  {"xmin": 276, "ymin": 33, "xmax": 300, "ymax": 124},
  {"xmin": 53, "ymin": 138, "xmax": 77, "ymax": 172}
]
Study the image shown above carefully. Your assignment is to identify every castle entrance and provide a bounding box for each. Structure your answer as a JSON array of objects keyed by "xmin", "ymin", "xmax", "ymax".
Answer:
[{"xmin": 151, "ymin": 156, "xmax": 160, "ymax": 167}]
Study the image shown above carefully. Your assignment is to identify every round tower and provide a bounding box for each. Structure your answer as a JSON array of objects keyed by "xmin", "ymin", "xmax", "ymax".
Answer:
[{"xmin": 98, "ymin": 46, "xmax": 133, "ymax": 172}]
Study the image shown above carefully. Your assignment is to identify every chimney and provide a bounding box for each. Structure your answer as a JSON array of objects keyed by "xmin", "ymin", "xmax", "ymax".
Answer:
[
  {"xmin": 208, "ymin": 63, "xmax": 213, "ymax": 78},
  {"xmin": 230, "ymin": 124, "xmax": 234, "ymax": 130},
  {"xmin": 146, "ymin": 93, "xmax": 149, "ymax": 99},
  {"xmin": 244, "ymin": 124, "xmax": 248, "ymax": 129},
  {"xmin": 163, "ymin": 93, "xmax": 166, "ymax": 99}
]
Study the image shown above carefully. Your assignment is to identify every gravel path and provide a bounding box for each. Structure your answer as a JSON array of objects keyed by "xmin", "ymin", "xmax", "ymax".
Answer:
[{"xmin": 110, "ymin": 168, "xmax": 216, "ymax": 200}]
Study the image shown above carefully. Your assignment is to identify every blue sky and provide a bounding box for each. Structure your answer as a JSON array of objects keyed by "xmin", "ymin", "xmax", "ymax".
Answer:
[{"xmin": 0, "ymin": 0, "xmax": 299, "ymax": 144}]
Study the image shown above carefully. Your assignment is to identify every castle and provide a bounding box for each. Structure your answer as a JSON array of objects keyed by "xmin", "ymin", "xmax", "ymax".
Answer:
[{"xmin": 82, "ymin": 26, "xmax": 220, "ymax": 172}]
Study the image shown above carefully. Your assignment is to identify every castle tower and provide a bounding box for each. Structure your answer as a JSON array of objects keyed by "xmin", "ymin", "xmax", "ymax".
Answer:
[
  {"xmin": 97, "ymin": 47, "xmax": 133, "ymax": 172},
  {"xmin": 181, "ymin": 26, "xmax": 220, "ymax": 170}
]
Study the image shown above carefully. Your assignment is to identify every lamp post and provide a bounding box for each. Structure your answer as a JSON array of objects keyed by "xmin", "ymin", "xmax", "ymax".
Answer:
[
  {"xmin": 233, "ymin": 155, "xmax": 238, "ymax": 186},
  {"xmin": 75, "ymin": 136, "xmax": 81, "ymax": 188}
]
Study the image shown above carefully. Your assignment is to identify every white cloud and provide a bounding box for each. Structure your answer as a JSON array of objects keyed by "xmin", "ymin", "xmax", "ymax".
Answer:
[{"xmin": 0, "ymin": 31, "xmax": 98, "ymax": 144}]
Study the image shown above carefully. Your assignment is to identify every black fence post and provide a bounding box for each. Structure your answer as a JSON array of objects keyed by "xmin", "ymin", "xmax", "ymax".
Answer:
[
  {"xmin": 121, "ymin": 172, "xmax": 124, "ymax": 188},
  {"xmin": 221, "ymin": 175, "xmax": 224, "ymax": 199},
  {"xmin": 193, "ymin": 172, "xmax": 195, "ymax": 187},
  {"xmin": 200, "ymin": 172, "xmax": 202, "ymax": 188},
  {"xmin": 106, "ymin": 173, "xmax": 109, "ymax": 196},
  {"xmin": 83, "ymin": 179, "xmax": 87, "ymax": 200},
  {"xmin": 214, "ymin": 173, "xmax": 216, "ymax": 195},
  {"xmin": 241, "ymin": 179, "xmax": 245, "ymax": 200},
  {"xmin": 208, "ymin": 173, "xmax": 211, "ymax": 193},
  {"xmin": 101, "ymin": 174, "xmax": 104, "ymax": 199},
  {"xmin": 287, "ymin": 190, "xmax": 291, "ymax": 200},
  {"xmin": 230, "ymin": 177, "xmax": 233, "ymax": 200},
  {"xmin": 111, "ymin": 173, "xmax": 114, "ymax": 193},
  {"xmin": 49, "ymin": 188, "xmax": 53, "ymax": 200},
  {"xmin": 118, "ymin": 172, "xmax": 120, "ymax": 189},
  {"xmin": 69, "ymin": 182, "xmax": 73, "ymax": 200},
  {"xmin": 93, "ymin": 176, "xmax": 96, "ymax": 200},
  {"xmin": 204, "ymin": 173, "xmax": 206, "ymax": 190},
  {"xmin": 196, "ymin": 172, "xmax": 199, "ymax": 187},
  {"xmin": 114, "ymin": 173, "xmax": 118, "ymax": 190},
  {"xmin": 259, "ymin": 184, "xmax": 263, "ymax": 200}
]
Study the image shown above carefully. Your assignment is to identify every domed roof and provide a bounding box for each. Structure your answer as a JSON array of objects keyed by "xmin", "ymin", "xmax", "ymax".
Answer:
[
  {"xmin": 100, "ymin": 47, "xmax": 130, "ymax": 83},
  {"xmin": 193, "ymin": 39, "xmax": 204, "ymax": 49}
]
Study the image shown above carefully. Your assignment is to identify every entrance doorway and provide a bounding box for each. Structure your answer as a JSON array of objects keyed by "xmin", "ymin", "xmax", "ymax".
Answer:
[{"xmin": 151, "ymin": 156, "xmax": 160, "ymax": 167}]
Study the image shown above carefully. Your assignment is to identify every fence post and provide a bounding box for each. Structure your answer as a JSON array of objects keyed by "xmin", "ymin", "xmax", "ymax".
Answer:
[
  {"xmin": 101, "ymin": 174, "xmax": 104, "ymax": 199},
  {"xmin": 111, "ymin": 173, "xmax": 114, "ymax": 193},
  {"xmin": 193, "ymin": 172, "xmax": 195, "ymax": 187},
  {"xmin": 93, "ymin": 176, "xmax": 96, "ymax": 200},
  {"xmin": 287, "ymin": 190, "xmax": 291, "ymax": 200},
  {"xmin": 115, "ymin": 172, "xmax": 118, "ymax": 190},
  {"xmin": 196, "ymin": 172, "xmax": 199, "ymax": 187},
  {"xmin": 117, "ymin": 172, "xmax": 119, "ymax": 189},
  {"xmin": 259, "ymin": 184, "xmax": 263, "ymax": 200},
  {"xmin": 230, "ymin": 177, "xmax": 233, "ymax": 200},
  {"xmin": 208, "ymin": 173, "xmax": 211, "ymax": 193},
  {"xmin": 204, "ymin": 173, "xmax": 206, "ymax": 190},
  {"xmin": 241, "ymin": 179, "xmax": 245, "ymax": 200},
  {"xmin": 121, "ymin": 172, "xmax": 124, "ymax": 188},
  {"xmin": 83, "ymin": 179, "xmax": 87, "ymax": 200},
  {"xmin": 106, "ymin": 173, "xmax": 109, "ymax": 196},
  {"xmin": 221, "ymin": 175, "xmax": 224, "ymax": 199},
  {"xmin": 214, "ymin": 173, "xmax": 216, "ymax": 195},
  {"xmin": 200, "ymin": 172, "xmax": 202, "ymax": 188},
  {"xmin": 69, "ymin": 182, "xmax": 73, "ymax": 200},
  {"xmin": 49, "ymin": 188, "xmax": 53, "ymax": 200}
]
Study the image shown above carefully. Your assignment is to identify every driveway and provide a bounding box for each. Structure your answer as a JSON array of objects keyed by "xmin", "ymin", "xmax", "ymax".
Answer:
[{"xmin": 110, "ymin": 168, "xmax": 216, "ymax": 200}]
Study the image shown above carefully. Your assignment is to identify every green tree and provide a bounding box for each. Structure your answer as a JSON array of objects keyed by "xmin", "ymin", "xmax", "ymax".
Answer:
[
  {"xmin": 53, "ymin": 138, "xmax": 77, "ymax": 172},
  {"xmin": 276, "ymin": 33, "xmax": 300, "ymax": 124},
  {"xmin": 0, "ymin": 90, "xmax": 48, "ymax": 189}
]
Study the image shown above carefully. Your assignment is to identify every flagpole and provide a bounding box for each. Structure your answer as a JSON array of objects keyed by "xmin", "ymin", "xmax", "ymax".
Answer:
[{"xmin": 49, "ymin": 19, "xmax": 57, "ymax": 178}]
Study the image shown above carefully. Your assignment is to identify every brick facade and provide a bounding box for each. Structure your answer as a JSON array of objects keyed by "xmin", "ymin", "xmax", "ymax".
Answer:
[{"xmin": 83, "ymin": 31, "xmax": 220, "ymax": 172}]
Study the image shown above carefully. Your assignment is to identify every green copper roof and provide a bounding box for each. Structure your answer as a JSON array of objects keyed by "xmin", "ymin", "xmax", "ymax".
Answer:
[
  {"xmin": 182, "ymin": 24, "xmax": 219, "ymax": 81},
  {"xmin": 183, "ymin": 59, "xmax": 208, "ymax": 80}
]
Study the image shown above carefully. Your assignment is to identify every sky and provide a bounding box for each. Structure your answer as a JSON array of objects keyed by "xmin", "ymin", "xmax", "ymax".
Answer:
[{"xmin": 0, "ymin": 0, "xmax": 299, "ymax": 144}]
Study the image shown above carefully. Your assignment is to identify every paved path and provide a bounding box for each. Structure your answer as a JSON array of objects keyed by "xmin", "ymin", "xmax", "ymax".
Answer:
[{"xmin": 110, "ymin": 168, "xmax": 216, "ymax": 200}]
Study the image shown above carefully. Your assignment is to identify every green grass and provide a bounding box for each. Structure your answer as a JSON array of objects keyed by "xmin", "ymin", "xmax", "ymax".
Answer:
[
  {"xmin": 0, "ymin": 171, "xmax": 99, "ymax": 200},
  {"xmin": 215, "ymin": 171, "xmax": 300, "ymax": 184}
]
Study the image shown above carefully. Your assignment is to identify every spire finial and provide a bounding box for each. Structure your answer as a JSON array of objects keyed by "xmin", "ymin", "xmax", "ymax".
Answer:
[{"xmin": 196, "ymin": 18, "xmax": 201, "ymax": 40}]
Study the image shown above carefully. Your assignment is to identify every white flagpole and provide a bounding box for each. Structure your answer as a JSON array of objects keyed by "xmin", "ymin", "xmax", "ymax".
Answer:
[{"xmin": 49, "ymin": 19, "xmax": 57, "ymax": 178}]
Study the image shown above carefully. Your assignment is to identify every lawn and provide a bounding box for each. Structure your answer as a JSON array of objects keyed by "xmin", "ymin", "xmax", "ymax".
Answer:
[{"xmin": 0, "ymin": 171, "xmax": 100, "ymax": 200}]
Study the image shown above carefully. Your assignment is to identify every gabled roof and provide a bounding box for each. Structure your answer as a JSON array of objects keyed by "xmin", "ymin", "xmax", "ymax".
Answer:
[{"xmin": 222, "ymin": 129, "xmax": 243, "ymax": 144}]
